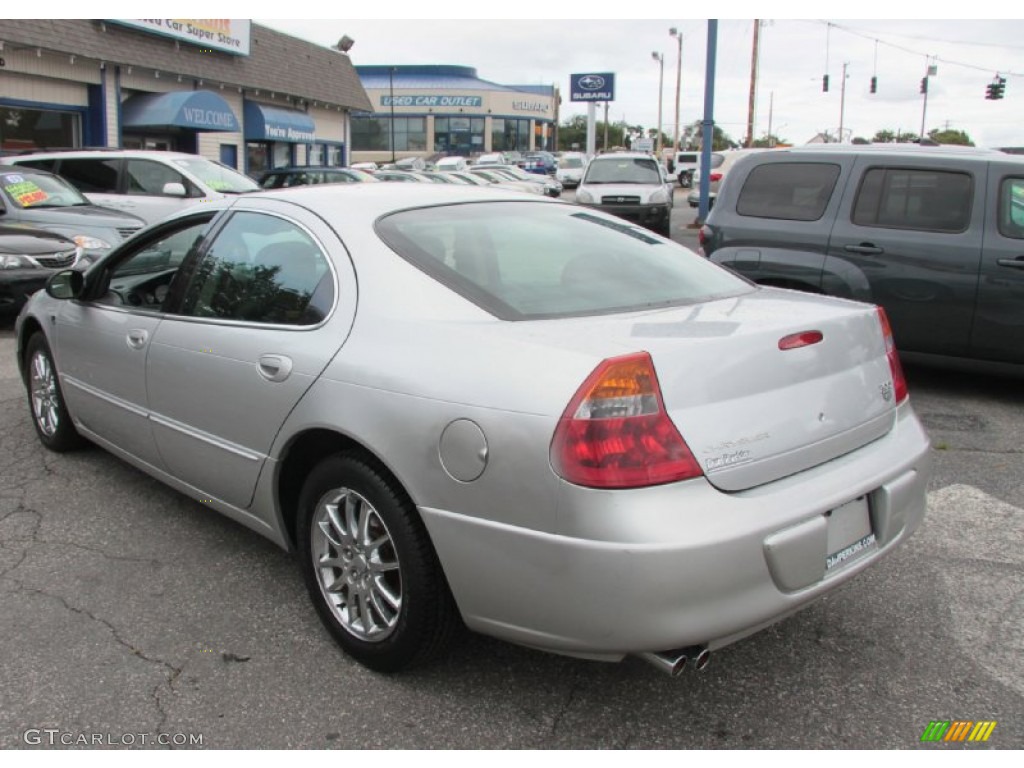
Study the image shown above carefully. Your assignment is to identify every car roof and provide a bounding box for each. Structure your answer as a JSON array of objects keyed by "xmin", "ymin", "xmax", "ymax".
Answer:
[
  {"xmin": 11, "ymin": 148, "xmax": 202, "ymax": 160},
  {"xmin": 0, "ymin": 163, "xmax": 58, "ymax": 177},
  {"xmin": 245, "ymin": 178, "xmax": 545, "ymax": 220},
  {"xmin": 591, "ymin": 152, "xmax": 657, "ymax": 161},
  {"xmin": 262, "ymin": 166, "xmax": 356, "ymax": 174},
  {"xmin": 779, "ymin": 144, "xmax": 1011, "ymax": 160}
]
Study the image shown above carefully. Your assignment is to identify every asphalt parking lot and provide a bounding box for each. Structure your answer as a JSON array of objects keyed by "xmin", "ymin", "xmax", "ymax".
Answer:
[{"xmin": 0, "ymin": 197, "xmax": 1021, "ymax": 749}]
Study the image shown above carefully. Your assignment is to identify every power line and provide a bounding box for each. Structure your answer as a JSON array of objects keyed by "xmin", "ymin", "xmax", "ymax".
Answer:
[{"xmin": 810, "ymin": 20, "xmax": 1023, "ymax": 78}]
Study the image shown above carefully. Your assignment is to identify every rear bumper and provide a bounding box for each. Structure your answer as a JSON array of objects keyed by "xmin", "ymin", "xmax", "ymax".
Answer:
[{"xmin": 421, "ymin": 402, "xmax": 931, "ymax": 660}]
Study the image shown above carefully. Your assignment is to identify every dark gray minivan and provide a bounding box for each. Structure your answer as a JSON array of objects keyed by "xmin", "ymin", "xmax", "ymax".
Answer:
[{"xmin": 701, "ymin": 145, "xmax": 1024, "ymax": 373}]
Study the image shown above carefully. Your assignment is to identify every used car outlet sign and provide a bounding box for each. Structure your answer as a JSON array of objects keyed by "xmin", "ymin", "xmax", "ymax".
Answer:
[
  {"xmin": 381, "ymin": 95, "xmax": 483, "ymax": 108},
  {"xmin": 571, "ymin": 73, "xmax": 616, "ymax": 102}
]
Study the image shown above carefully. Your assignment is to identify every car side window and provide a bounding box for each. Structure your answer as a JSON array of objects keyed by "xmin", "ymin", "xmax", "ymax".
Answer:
[
  {"xmin": 15, "ymin": 159, "xmax": 58, "ymax": 173},
  {"xmin": 125, "ymin": 159, "xmax": 197, "ymax": 197},
  {"xmin": 852, "ymin": 167, "xmax": 972, "ymax": 233},
  {"xmin": 177, "ymin": 211, "xmax": 334, "ymax": 326},
  {"xmin": 94, "ymin": 216, "xmax": 214, "ymax": 310},
  {"xmin": 57, "ymin": 158, "xmax": 120, "ymax": 194},
  {"xmin": 998, "ymin": 178, "xmax": 1024, "ymax": 239},
  {"xmin": 736, "ymin": 162, "xmax": 840, "ymax": 221}
]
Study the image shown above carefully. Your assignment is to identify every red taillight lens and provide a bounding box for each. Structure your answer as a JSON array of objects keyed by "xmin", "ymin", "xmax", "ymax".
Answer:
[
  {"xmin": 876, "ymin": 307, "xmax": 908, "ymax": 404},
  {"xmin": 709, "ymin": 172, "xmax": 723, "ymax": 182},
  {"xmin": 550, "ymin": 352, "xmax": 703, "ymax": 489},
  {"xmin": 698, "ymin": 225, "xmax": 710, "ymax": 247}
]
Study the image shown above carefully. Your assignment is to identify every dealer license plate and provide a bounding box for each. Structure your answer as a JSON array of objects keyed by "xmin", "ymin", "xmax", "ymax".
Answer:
[{"xmin": 825, "ymin": 496, "xmax": 877, "ymax": 573}]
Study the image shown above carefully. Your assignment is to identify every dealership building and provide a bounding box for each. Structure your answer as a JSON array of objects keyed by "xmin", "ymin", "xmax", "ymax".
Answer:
[
  {"xmin": 351, "ymin": 65, "xmax": 558, "ymax": 163},
  {"xmin": 0, "ymin": 19, "xmax": 371, "ymax": 175}
]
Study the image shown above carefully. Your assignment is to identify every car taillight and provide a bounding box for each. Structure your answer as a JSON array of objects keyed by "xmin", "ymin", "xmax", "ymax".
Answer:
[
  {"xmin": 877, "ymin": 307, "xmax": 908, "ymax": 404},
  {"xmin": 698, "ymin": 225, "xmax": 711, "ymax": 248},
  {"xmin": 709, "ymin": 172, "xmax": 723, "ymax": 182},
  {"xmin": 550, "ymin": 352, "xmax": 703, "ymax": 489}
]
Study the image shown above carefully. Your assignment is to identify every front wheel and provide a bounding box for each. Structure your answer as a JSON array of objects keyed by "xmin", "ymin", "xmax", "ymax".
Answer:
[
  {"xmin": 25, "ymin": 333, "xmax": 84, "ymax": 452},
  {"xmin": 297, "ymin": 453, "xmax": 459, "ymax": 672}
]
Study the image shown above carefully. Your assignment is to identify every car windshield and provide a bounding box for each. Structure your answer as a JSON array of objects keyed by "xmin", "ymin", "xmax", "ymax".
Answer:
[
  {"xmin": 171, "ymin": 157, "xmax": 259, "ymax": 193},
  {"xmin": 583, "ymin": 158, "xmax": 662, "ymax": 185},
  {"xmin": 0, "ymin": 170, "xmax": 90, "ymax": 208},
  {"xmin": 376, "ymin": 202, "xmax": 750, "ymax": 320}
]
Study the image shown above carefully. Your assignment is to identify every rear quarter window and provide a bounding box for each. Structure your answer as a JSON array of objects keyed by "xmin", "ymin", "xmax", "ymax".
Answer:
[
  {"xmin": 736, "ymin": 162, "xmax": 840, "ymax": 221},
  {"xmin": 852, "ymin": 167, "xmax": 972, "ymax": 233}
]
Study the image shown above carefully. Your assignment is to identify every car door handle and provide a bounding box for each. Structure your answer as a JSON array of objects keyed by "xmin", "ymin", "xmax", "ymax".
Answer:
[
  {"xmin": 843, "ymin": 243, "xmax": 884, "ymax": 255},
  {"xmin": 258, "ymin": 354, "xmax": 293, "ymax": 383},
  {"xmin": 996, "ymin": 257, "xmax": 1024, "ymax": 269},
  {"xmin": 126, "ymin": 329, "xmax": 148, "ymax": 349}
]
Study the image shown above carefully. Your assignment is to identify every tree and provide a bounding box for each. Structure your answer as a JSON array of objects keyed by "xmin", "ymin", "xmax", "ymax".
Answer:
[
  {"xmin": 928, "ymin": 128, "xmax": 974, "ymax": 146},
  {"xmin": 752, "ymin": 134, "xmax": 788, "ymax": 148},
  {"xmin": 683, "ymin": 120, "xmax": 735, "ymax": 151}
]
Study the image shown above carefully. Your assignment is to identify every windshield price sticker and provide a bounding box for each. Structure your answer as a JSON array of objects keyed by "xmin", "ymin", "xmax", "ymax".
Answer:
[{"xmin": 3, "ymin": 179, "xmax": 49, "ymax": 207}]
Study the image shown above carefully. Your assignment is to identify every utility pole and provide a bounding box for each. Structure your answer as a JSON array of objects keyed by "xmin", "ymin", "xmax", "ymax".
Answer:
[
  {"xmin": 767, "ymin": 90, "xmax": 774, "ymax": 147},
  {"xmin": 838, "ymin": 61, "xmax": 848, "ymax": 143},
  {"xmin": 670, "ymin": 27, "xmax": 683, "ymax": 158},
  {"xmin": 698, "ymin": 20, "xmax": 718, "ymax": 224},
  {"xmin": 745, "ymin": 19, "xmax": 760, "ymax": 148},
  {"xmin": 652, "ymin": 51, "xmax": 665, "ymax": 156}
]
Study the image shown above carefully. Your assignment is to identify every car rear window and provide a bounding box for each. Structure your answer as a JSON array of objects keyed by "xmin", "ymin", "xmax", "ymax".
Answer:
[
  {"xmin": 736, "ymin": 162, "xmax": 840, "ymax": 221},
  {"xmin": 376, "ymin": 202, "xmax": 750, "ymax": 320},
  {"xmin": 584, "ymin": 158, "xmax": 662, "ymax": 184},
  {"xmin": 852, "ymin": 167, "xmax": 972, "ymax": 233}
]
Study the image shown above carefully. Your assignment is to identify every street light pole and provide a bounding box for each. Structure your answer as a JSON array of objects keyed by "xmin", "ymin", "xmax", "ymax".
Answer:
[
  {"xmin": 651, "ymin": 51, "xmax": 664, "ymax": 157},
  {"xmin": 670, "ymin": 27, "xmax": 682, "ymax": 159},
  {"xmin": 388, "ymin": 66, "xmax": 396, "ymax": 163}
]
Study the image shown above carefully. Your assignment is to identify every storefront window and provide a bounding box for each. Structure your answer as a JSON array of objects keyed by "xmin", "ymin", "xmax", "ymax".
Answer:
[
  {"xmin": 247, "ymin": 142, "xmax": 270, "ymax": 177},
  {"xmin": 491, "ymin": 118, "xmax": 531, "ymax": 153},
  {"xmin": 352, "ymin": 117, "xmax": 426, "ymax": 152},
  {"xmin": 308, "ymin": 143, "xmax": 324, "ymax": 166},
  {"xmin": 0, "ymin": 106, "xmax": 80, "ymax": 151},
  {"xmin": 273, "ymin": 143, "xmax": 291, "ymax": 168},
  {"xmin": 327, "ymin": 144, "xmax": 343, "ymax": 166},
  {"xmin": 434, "ymin": 117, "xmax": 484, "ymax": 155}
]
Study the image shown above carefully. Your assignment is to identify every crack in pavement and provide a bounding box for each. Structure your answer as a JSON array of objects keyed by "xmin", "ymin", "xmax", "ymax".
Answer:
[{"xmin": 7, "ymin": 578, "xmax": 185, "ymax": 740}]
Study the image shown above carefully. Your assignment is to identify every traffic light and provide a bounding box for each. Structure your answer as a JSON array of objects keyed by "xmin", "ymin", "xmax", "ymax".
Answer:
[
  {"xmin": 986, "ymin": 76, "xmax": 1006, "ymax": 100},
  {"xmin": 870, "ymin": 76, "xmax": 877, "ymax": 94},
  {"xmin": 920, "ymin": 77, "xmax": 928, "ymax": 94},
  {"xmin": 822, "ymin": 74, "xmax": 829, "ymax": 93}
]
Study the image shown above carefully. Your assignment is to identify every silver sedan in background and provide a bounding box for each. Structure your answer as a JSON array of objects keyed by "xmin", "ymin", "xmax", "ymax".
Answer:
[{"xmin": 16, "ymin": 184, "xmax": 930, "ymax": 675}]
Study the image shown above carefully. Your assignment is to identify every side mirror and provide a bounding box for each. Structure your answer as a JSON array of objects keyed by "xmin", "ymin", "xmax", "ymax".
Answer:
[
  {"xmin": 45, "ymin": 269, "xmax": 85, "ymax": 300},
  {"xmin": 162, "ymin": 182, "xmax": 187, "ymax": 197}
]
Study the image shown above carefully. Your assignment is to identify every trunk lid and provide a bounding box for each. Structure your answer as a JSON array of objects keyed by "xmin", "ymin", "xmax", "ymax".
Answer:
[{"xmin": 530, "ymin": 289, "xmax": 898, "ymax": 491}]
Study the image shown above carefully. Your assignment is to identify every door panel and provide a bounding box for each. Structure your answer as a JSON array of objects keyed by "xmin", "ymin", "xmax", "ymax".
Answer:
[
  {"xmin": 146, "ymin": 200, "xmax": 357, "ymax": 508},
  {"xmin": 56, "ymin": 304, "xmax": 163, "ymax": 465},
  {"xmin": 971, "ymin": 169, "xmax": 1024, "ymax": 363},
  {"xmin": 824, "ymin": 158, "xmax": 985, "ymax": 358}
]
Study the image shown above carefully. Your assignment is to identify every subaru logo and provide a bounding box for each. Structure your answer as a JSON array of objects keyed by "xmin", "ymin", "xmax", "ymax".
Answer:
[{"xmin": 579, "ymin": 75, "xmax": 605, "ymax": 90}]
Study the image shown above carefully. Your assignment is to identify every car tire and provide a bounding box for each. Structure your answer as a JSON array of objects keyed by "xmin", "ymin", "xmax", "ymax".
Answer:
[
  {"xmin": 297, "ymin": 452, "xmax": 459, "ymax": 672},
  {"xmin": 25, "ymin": 333, "xmax": 85, "ymax": 453}
]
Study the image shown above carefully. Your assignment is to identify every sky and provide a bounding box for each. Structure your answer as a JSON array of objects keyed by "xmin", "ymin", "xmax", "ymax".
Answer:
[{"xmin": 251, "ymin": 8, "xmax": 1023, "ymax": 149}]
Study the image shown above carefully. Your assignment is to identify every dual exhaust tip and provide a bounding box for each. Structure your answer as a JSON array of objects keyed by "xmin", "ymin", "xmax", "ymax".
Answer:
[{"xmin": 637, "ymin": 645, "xmax": 711, "ymax": 677}]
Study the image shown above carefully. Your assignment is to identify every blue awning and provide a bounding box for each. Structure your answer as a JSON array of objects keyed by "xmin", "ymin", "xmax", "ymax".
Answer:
[
  {"xmin": 244, "ymin": 101, "xmax": 316, "ymax": 143},
  {"xmin": 121, "ymin": 90, "xmax": 240, "ymax": 132}
]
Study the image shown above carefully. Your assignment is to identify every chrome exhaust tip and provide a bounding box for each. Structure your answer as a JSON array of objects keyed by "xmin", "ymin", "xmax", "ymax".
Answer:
[
  {"xmin": 686, "ymin": 645, "xmax": 711, "ymax": 671},
  {"xmin": 637, "ymin": 649, "xmax": 688, "ymax": 677}
]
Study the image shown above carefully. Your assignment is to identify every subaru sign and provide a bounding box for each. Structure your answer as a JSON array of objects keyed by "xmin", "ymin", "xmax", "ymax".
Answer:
[{"xmin": 571, "ymin": 72, "xmax": 615, "ymax": 102}]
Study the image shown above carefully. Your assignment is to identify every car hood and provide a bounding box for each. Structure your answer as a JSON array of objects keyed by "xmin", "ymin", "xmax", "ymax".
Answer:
[
  {"xmin": 13, "ymin": 204, "xmax": 145, "ymax": 227},
  {"xmin": 0, "ymin": 225, "xmax": 78, "ymax": 254}
]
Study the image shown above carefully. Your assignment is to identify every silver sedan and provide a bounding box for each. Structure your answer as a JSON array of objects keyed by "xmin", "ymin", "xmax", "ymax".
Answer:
[{"xmin": 15, "ymin": 183, "xmax": 931, "ymax": 675}]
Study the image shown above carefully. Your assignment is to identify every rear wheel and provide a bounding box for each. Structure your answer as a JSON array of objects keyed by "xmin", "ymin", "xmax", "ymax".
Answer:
[
  {"xmin": 297, "ymin": 453, "xmax": 458, "ymax": 672},
  {"xmin": 25, "ymin": 333, "xmax": 84, "ymax": 452}
]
